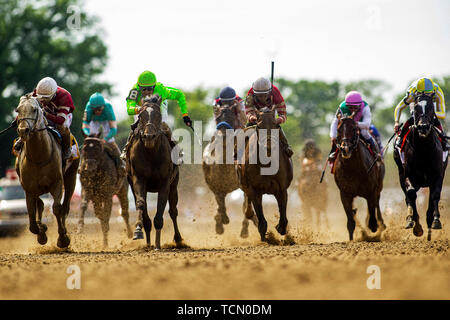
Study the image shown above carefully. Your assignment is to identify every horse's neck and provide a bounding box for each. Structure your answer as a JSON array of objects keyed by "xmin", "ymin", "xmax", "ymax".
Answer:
[{"xmin": 24, "ymin": 129, "xmax": 53, "ymax": 163}]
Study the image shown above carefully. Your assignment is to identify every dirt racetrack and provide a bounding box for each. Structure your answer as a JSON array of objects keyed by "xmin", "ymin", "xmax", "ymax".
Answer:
[{"xmin": 0, "ymin": 187, "xmax": 449, "ymax": 300}]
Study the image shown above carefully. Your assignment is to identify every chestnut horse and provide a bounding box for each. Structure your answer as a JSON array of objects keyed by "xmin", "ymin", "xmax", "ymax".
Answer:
[{"xmin": 15, "ymin": 94, "xmax": 79, "ymax": 248}]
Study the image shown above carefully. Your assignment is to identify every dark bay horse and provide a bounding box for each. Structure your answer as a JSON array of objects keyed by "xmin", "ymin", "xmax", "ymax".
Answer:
[
  {"xmin": 78, "ymin": 134, "xmax": 133, "ymax": 247},
  {"xmin": 127, "ymin": 95, "xmax": 183, "ymax": 249},
  {"xmin": 334, "ymin": 114, "xmax": 386, "ymax": 240},
  {"xmin": 203, "ymin": 102, "xmax": 256, "ymax": 237},
  {"xmin": 236, "ymin": 107, "xmax": 293, "ymax": 242},
  {"xmin": 15, "ymin": 94, "xmax": 79, "ymax": 248},
  {"xmin": 393, "ymin": 94, "xmax": 447, "ymax": 240}
]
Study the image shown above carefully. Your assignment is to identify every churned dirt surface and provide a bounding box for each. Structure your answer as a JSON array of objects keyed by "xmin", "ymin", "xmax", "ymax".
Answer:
[{"xmin": 0, "ymin": 189, "xmax": 449, "ymax": 300}]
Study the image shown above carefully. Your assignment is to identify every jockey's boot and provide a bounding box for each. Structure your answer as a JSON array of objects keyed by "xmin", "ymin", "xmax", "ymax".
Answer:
[
  {"xmin": 438, "ymin": 131, "xmax": 449, "ymax": 152},
  {"xmin": 120, "ymin": 119, "xmax": 139, "ymax": 161},
  {"xmin": 395, "ymin": 125, "xmax": 408, "ymax": 150},
  {"xmin": 13, "ymin": 138, "xmax": 23, "ymax": 153},
  {"xmin": 278, "ymin": 126, "xmax": 294, "ymax": 158},
  {"xmin": 58, "ymin": 125, "xmax": 72, "ymax": 160},
  {"xmin": 367, "ymin": 137, "xmax": 381, "ymax": 160}
]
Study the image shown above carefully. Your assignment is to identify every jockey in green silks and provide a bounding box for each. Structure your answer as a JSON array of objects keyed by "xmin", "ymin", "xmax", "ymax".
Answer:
[{"xmin": 120, "ymin": 70, "xmax": 192, "ymax": 159}]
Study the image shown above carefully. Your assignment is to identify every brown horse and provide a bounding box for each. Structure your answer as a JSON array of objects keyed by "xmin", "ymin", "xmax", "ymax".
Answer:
[
  {"xmin": 297, "ymin": 141, "xmax": 328, "ymax": 230},
  {"xmin": 203, "ymin": 102, "xmax": 257, "ymax": 237},
  {"xmin": 127, "ymin": 95, "xmax": 183, "ymax": 249},
  {"xmin": 333, "ymin": 114, "xmax": 386, "ymax": 240},
  {"xmin": 78, "ymin": 134, "xmax": 133, "ymax": 247},
  {"xmin": 236, "ymin": 107, "xmax": 293, "ymax": 242},
  {"xmin": 14, "ymin": 94, "xmax": 79, "ymax": 248}
]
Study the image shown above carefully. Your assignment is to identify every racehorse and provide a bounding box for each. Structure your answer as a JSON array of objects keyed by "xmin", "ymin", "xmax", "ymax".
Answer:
[
  {"xmin": 393, "ymin": 94, "xmax": 447, "ymax": 240},
  {"xmin": 333, "ymin": 114, "xmax": 386, "ymax": 240},
  {"xmin": 78, "ymin": 134, "xmax": 133, "ymax": 247},
  {"xmin": 127, "ymin": 94, "xmax": 183, "ymax": 249},
  {"xmin": 297, "ymin": 141, "xmax": 328, "ymax": 230},
  {"xmin": 203, "ymin": 101, "xmax": 257, "ymax": 237},
  {"xmin": 15, "ymin": 94, "xmax": 79, "ymax": 248},
  {"xmin": 236, "ymin": 106, "xmax": 293, "ymax": 242}
]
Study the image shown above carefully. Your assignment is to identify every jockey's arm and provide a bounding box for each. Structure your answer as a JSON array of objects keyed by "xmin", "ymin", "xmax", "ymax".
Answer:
[
  {"xmin": 394, "ymin": 92, "xmax": 413, "ymax": 124},
  {"xmin": 244, "ymin": 94, "xmax": 257, "ymax": 123},
  {"xmin": 126, "ymin": 87, "xmax": 142, "ymax": 115},
  {"xmin": 358, "ymin": 106, "xmax": 371, "ymax": 131},
  {"xmin": 330, "ymin": 116, "xmax": 338, "ymax": 140},
  {"xmin": 157, "ymin": 84, "xmax": 189, "ymax": 117},
  {"xmin": 82, "ymin": 103, "xmax": 92, "ymax": 136},
  {"xmin": 104, "ymin": 120, "xmax": 117, "ymax": 141},
  {"xmin": 435, "ymin": 85, "xmax": 446, "ymax": 120}
]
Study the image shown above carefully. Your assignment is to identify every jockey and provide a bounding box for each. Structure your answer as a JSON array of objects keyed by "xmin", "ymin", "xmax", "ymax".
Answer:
[
  {"xmin": 82, "ymin": 92, "xmax": 126, "ymax": 177},
  {"xmin": 369, "ymin": 124, "xmax": 383, "ymax": 151},
  {"xmin": 394, "ymin": 77, "xmax": 448, "ymax": 151},
  {"xmin": 120, "ymin": 70, "xmax": 191, "ymax": 159},
  {"xmin": 302, "ymin": 139, "xmax": 322, "ymax": 162},
  {"xmin": 213, "ymin": 86, "xmax": 247, "ymax": 127},
  {"xmin": 14, "ymin": 77, "xmax": 74, "ymax": 160},
  {"xmin": 329, "ymin": 91, "xmax": 380, "ymax": 161},
  {"xmin": 244, "ymin": 77, "xmax": 293, "ymax": 157}
]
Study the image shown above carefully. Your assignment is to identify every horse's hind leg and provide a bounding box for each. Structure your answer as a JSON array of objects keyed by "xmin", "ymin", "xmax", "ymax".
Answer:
[
  {"xmin": 214, "ymin": 192, "xmax": 227, "ymax": 235},
  {"xmin": 168, "ymin": 179, "xmax": 183, "ymax": 246},
  {"xmin": 275, "ymin": 189, "xmax": 288, "ymax": 236},
  {"xmin": 340, "ymin": 191, "xmax": 355, "ymax": 241},
  {"xmin": 427, "ymin": 181, "xmax": 444, "ymax": 241},
  {"xmin": 241, "ymin": 193, "xmax": 257, "ymax": 238},
  {"xmin": 117, "ymin": 183, "xmax": 133, "ymax": 239}
]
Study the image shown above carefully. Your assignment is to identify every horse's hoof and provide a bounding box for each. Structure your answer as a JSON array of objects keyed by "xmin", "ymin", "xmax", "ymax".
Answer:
[
  {"xmin": 431, "ymin": 219, "xmax": 442, "ymax": 230},
  {"xmin": 276, "ymin": 224, "xmax": 287, "ymax": 236},
  {"xmin": 413, "ymin": 224, "xmax": 423, "ymax": 237},
  {"xmin": 405, "ymin": 217, "xmax": 414, "ymax": 229},
  {"xmin": 37, "ymin": 232, "xmax": 47, "ymax": 245},
  {"xmin": 427, "ymin": 230, "xmax": 432, "ymax": 241},
  {"xmin": 29, "ymin": 225, "xmax": 39, "ymax": 235},
  {"xmin": 77, "ymin": 223, "xmax": 84, "ymax": 234},
  {"xmin": 240, "ymin": 228, "xmax": 249, "ymax": 238},
  {"xmin": 127, "ymin": 230, "xmax": 133, "ymax": 239},
  {"xmin": 133, "ymin": 227, "xmax": 144, "ymax": 240},
  {"xmin": 215, "ymin": 223, "xmax": 224, "ymax": 235},
  {"xmin": 222, "ymin": 215, "xmax": 230, "ymax": 225},
  {"xmin": 57, "ymin": 235, "xmax": 71, "ymax": 248}
]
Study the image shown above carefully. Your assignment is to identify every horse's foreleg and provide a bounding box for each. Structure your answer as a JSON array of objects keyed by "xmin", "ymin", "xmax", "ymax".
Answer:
[
  {"xmin": 366, "ymin": 196, "xmax": 378, "ymax": 233},
  {"xmin": 25, "ymin": 193, "xmax": 39, "ymax": 235},
  {"xmin": 101, "ymin": 198, "xmax": 113, "ymax": 248},
  {"xmin": 249, "ymin": 192, "xmax": 266, "ymax": 242},
  {"xmin": 154, "ymin": 184, "xmax": 170, "ymax": 250},
  {"xmin": 241, "ymin": 193, "xmax": 256, "ymax": 238},
  {"xmin": 275, "ymin": 189, "xmax": 288, "ymax": 236},
  {"xmin": 78, "ymin": 188, "xmax": 88, "ymax": 234},
  {"xmin": 131, "ymin": 179, "xmax": 148, "ymax": 243},
  {"xmin": 168, "ymin": 180, "xmax": 183, "ymax": 246},
  {"xmin": 117, "ymin": 183, "xmax": 132, "ymax": 239},
  {"xmin": 404, "ymin": 178, "xmax": 423, "ymax": 236},
  {"xmin": 214, "ymin": 192, "xmax": 226, "ymax": 235},
  {"xmin": 340, "ymin": 191, "xmax": 355, "ymax": 241}
]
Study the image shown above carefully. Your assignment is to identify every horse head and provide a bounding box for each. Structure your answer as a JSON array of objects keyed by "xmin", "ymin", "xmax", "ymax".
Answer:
[
  {"xmin": 81, "ymin": 133, "xmax": 104, "ymax": 173},
  {"xmin": 215, "ymin": 101, "xmax": 239, "ymax": 132},
  {"xmin": 336, "ymin": 113, "xmax": 360, "ymax": 159},
  {"xmin": 256, "ymin": 106, "xmax": 277, "ymax": 130},
  {"xmin": 138, "ymin": 94, "xmax": 163, "ymax": 149},
  {"xmin": 15, "ymin": 94, "xmax": 47, "ymax": 141},
  {"xmin": 412, "ymin": 93, "xmax": 435, "ymax": 138}
]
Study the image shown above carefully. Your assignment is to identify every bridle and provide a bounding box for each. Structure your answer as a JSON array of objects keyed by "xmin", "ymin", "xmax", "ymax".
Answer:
[
  {"xmin": 336, "ymin": 117, "xmax": 360, "ymax": 155},
  {"xmin": 16, "ymin": 98, "xmax": 47, "ymax": 134},
  {"xmin": 138, "ymin": 103, "xmax": 163, "ymax": 143}
]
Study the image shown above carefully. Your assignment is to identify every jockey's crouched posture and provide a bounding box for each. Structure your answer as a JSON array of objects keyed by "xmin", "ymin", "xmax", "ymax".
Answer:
[
  {"xmin": 394, "ymin": 77, "xmax": 449, "ymax": 151},
  {"xmin": 82, "ymin": 92, "xmax": 126, "ymax": 177},
  {"xmin": 14, "ymin": 77, "xmax": 74, "ymax": 160},
  {"xmin": 329, "ymin": 91, "xmax": 380, "ymax": 161},
  {"xmin": 213, "ymin": 86, "xmax": 247, "ymax": 128},
  {"xmin": 244, "ymin": 77, "xmax": 293, "ymax": 157},
  {"xmin": 120, "ymin": 70, "xmax": 192, "ymax": 160}
]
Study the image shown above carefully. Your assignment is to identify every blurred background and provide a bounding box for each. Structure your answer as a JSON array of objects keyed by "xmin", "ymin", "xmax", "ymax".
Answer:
[{"xmin": 0, "ymin": 0, "xmax": 449, "ymax": 209}]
